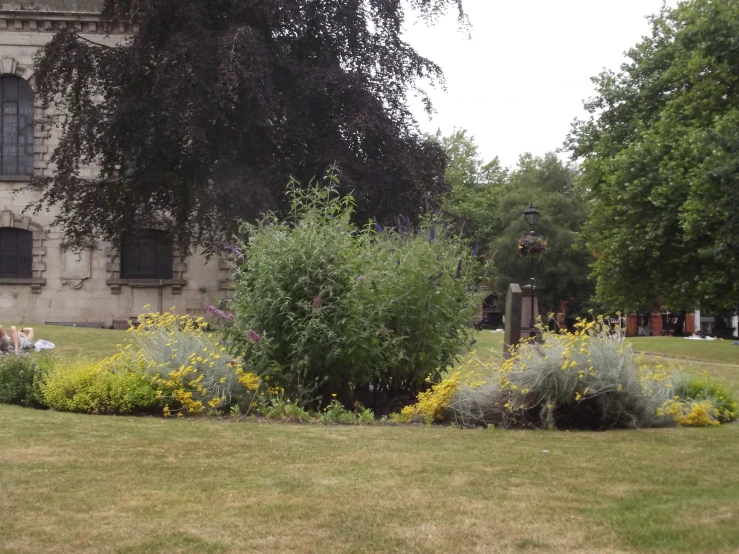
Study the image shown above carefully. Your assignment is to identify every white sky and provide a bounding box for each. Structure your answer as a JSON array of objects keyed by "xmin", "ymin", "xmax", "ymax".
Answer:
[{"xmin": 403, "ymin": 0, "xmax": 678, "ymax": 168}]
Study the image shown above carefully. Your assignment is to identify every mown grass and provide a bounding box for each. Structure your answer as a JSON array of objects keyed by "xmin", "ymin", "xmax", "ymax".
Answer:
[
  {"xmin": 20, "ymin": 324, "xmax": 126, "ymax": 361},
  {"xmin": 468, "ymin": 331, "xmax": 738, "ymax": 366},
  {"xmin": 1, "ymin": 405, "xmax": 739, "ymax": 554},
  {"xmin": 629, "ymin": 337, "xmax": 739, "ymax": 365},
  {"xmin": 2, "ymin": 327, "xmax": 738, "ymax": 553}
]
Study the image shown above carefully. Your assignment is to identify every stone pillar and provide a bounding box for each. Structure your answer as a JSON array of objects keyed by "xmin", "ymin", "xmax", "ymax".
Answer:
[{"xmin": 504, "ymin": 284, "xmax": 522, "ymax": 358}]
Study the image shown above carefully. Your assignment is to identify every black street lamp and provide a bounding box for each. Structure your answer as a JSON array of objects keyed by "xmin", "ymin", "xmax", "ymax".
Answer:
[
  {"xmin": 523, "ymin": 203, "xmax": 540, "ymax": 339},
  {"xmin": 524, "ymin": 202, "xmax": 540, "ymax": 230}
]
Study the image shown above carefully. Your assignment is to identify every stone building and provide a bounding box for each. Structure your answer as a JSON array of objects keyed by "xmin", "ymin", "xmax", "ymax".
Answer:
[{"xmin": 0, "ymin": 1, "xmax": 230, "ymax": 326}]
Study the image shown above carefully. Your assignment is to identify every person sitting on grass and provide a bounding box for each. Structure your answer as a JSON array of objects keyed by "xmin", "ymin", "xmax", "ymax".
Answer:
[{"xmin": 0, "ymin": 325, "xmax": 34, "ymax": 353}]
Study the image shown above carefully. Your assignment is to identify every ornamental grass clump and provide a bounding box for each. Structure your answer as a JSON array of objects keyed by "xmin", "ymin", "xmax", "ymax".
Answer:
[
  {"xmin": 227, "ymin": 174, "xmax": 478, "ymax": 408},
  {"xmin": 127, "ymin": 310, "xmax": 260, "ymax": 416},
  {"xmin": 451, "ymin": 318, "xmax": 682, "ymax": 430}
]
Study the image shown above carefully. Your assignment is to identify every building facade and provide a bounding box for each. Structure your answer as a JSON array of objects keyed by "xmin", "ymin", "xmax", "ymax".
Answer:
[{"xmin": 0, "ymin": 1, "xmax": 231, "ymax": 326}]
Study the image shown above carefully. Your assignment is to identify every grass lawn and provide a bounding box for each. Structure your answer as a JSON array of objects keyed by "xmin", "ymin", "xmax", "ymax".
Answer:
[
  {"xmin": 22, "ymin": 324, "xmax": 127, "ymax": 361},
  {"xmin": 2, "ymin": 327, "xmax": 739, "ymax": 553},
  {"xmin": 629, "ymin": 337, "xmax": 739, "ymax": 365},
  {"xmin": 1, "ymin": 405, "xmax": 739, "ymax": 554}
]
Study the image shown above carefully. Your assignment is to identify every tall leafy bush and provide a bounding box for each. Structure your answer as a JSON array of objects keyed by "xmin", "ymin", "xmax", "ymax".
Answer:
[{"xmin": 227, "ymin": 177, "xmax": 478, "ymax": 405}]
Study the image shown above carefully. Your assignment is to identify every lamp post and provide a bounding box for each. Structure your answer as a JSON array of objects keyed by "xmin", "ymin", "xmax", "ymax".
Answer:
[
  {"xmin": 524, "ymin": 203, "xmax": 540, "ymax": 339},
  {"xmin": 524, "ymin": 203, "xmax": 540, "ymax": 229}
]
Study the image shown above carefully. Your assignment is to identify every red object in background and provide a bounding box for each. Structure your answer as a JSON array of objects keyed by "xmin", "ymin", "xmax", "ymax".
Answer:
[
  {"xmin": 650, "ymin": 311, "xmax": 663, "ymax": 337},
  {"xmin": 685, "ymin": 313, "xmax": 695, "ymax": 335},
  {"xmin": 626, "ymin": 314, "xmax": 638, "ymax": 336}
]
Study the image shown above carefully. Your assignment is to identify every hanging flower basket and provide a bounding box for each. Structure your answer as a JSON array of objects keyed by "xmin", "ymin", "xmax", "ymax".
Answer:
[{"xmin": 518, "ymin": 234, "xmax": 547, "ymax": 258}]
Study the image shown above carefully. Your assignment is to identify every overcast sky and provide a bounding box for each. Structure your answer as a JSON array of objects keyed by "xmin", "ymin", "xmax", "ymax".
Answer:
[{"xmin": 403, "ymin": 0, "xmax": 678, "ymax": 168}]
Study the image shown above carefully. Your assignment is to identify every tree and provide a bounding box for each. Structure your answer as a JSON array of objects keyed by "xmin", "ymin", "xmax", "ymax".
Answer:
[
  {"xmin": 436, "ymin": 128, "xmax": 507, "ymax": 191},
  {"xmin": 567, "ymin": 0, "xmax": 739, "ymax": 312},
  {"xmin": 437, "ymin": 129, "xmax": 594, "ymax": 315},
  {"xmin": 30, "ymin": 0, "xmax": 467, "ymax": 252},
  {"xmin": 437, "ymin": 129, "xmax": 507, "ymax": 248},
  {"xmin": 486, "ymin": 154, "xmax": 593, "ymax": 316}
]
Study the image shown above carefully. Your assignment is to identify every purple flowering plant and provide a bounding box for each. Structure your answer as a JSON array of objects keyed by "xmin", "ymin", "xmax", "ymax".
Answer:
[{"xmin": 518, "ymin": 233, "xmax": 548, "ymax": 258}]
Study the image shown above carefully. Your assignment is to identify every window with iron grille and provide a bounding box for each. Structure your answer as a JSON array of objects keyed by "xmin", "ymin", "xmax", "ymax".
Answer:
[
  {"xmin": 0, "ymin": 76, "xmax": 34, "ymax": 176},
  {"xmin": 120, "ymin": 230, "xmax": 173, "ymax": 280},
  {"xmin": 0, "ymin": 228, "xmax": 32, "ymax": 278}
]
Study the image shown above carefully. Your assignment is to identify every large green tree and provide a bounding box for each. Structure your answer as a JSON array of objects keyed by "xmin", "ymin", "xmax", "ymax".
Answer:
[
  {"xmin": 568, "ymin": 0, "xmax": 739, "ymax": 312},
  {"xmin": 486, "ymin": 154, "xmax": 593, "ymax": 315},
  {"xmin": 439, "ymin": 129, "xmax": 507, "ymax": 248},
  {"xmin": 30, "ymin": 0, "xmax": 466, "ymax": 252},
  {"xmin": 439, "ymin": 129, "xmax": 593, "ymax": 314}
]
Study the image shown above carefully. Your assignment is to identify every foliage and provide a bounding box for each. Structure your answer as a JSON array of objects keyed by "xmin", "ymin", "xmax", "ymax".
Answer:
[
  {"xmin": 661, "ymin": 399, "xmax": 721, "ymax": 427},
  {"xmin": 567, "ymin": 0, "xmax": 739, "ymax": 311},
  {"xmin": 318, "ymin": 399, "xmax": 375, "ymax": 425},
  {"xmin": 485, "ymin": 154, "xmax": 594, "ymax": 316},
  {"xmin": 669, "ymin": 375, "xmax": 737, "ymax": 425},
  {"xmin": 401, "ymin": 371, "xmax": 462, "ymax": 423},
  {"xmin": 40, "ymin": 358, "xmax": 158, "ymax": 415},
  {"xmin": 438, "ymin": 129, "xmax": 507, "ymax": 255},
  {"xmin": 435, "ymin": 129, "xmax": 508, "ymax": 192},
  {"xmin": 450, "ymin": 318, "xmax": 685, "ymax": 429},
  {"xmin": 255, "ymin": 390, "xmax": 312, "ymax": 422},
  {"xmin": 357, "ymin": 406, "xmax": 376, "ymax": 425},
  {"xmin": 0, "ymin": 355, "xmax": 47, "ymax": 408},
  {"xmin": 227, "ymin": 179, "xmax": 478, "ymax": 406},
  {"xmin": 319, "ymin": 399, "xmax": 357, "ymax": 425},
  {"xmin": 29, "ymin": 0, "xmax": 467, "ymax": 252},
  {"xmin": 439, "ymin": 134, "xmax": 594, "ymax": 314},
  {"xmin": 127, "ymin": 310, "xmax": 259, "ymax": 416}
]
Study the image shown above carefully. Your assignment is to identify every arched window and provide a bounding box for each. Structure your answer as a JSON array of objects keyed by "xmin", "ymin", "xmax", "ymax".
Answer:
[
  {"xmin": 120, "ymin": 230, "xmax": 173, "ymax": 279},
  {"xmin": 0, "ymin": 75, "xmax": 34, "ymax": 176},
  {"xmin": 0, "ymin": 228, "xmax": 32, "ymax": 278}
]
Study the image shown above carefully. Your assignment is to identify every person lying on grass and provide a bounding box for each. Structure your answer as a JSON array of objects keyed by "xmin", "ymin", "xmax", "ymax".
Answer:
[{"xmin": 0, "ymin": 325, "xmax": 34, "ymax": 353}]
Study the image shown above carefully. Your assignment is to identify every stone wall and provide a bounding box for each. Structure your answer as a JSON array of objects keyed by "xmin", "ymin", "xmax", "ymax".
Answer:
[
  {"xmin": 0, "ymin": 2, "xmax": 103, "ymax": 12},
  {"xmin": 0, "ymin": 7, "xmax": 233, "ymax": 325}
]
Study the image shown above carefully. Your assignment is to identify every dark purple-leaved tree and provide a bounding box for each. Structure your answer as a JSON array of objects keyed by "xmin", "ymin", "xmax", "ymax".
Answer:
[{"xmin": 31, "ymin": 0, "xmax": 466, "ymax": 252}]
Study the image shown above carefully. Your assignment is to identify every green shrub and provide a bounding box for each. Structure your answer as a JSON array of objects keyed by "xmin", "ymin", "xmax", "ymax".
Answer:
[
  {"xmin": 257, "ymin": 395, "xmax": 313, "ymax": 422},
  {"xmin": 41, "ymin": 359, "xmax": 158, "ymax": 415},
  {"xmin": 319, "ymin": 399, "xmax": 357, "ymax": 425},
  {"xmin": 357, "ymin": 406, "xmax": 375, "ymax": 425},
  {"xmin": 227, "ymin": 174, "xmax": 478, "ymax": 407},
  {"xmin": 674, "ymin": 375, "xmax": 737, "ymax": 424},
  {"xmin": 0, "ymin": 355, "xmax": 47, "ymax": 408}
]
